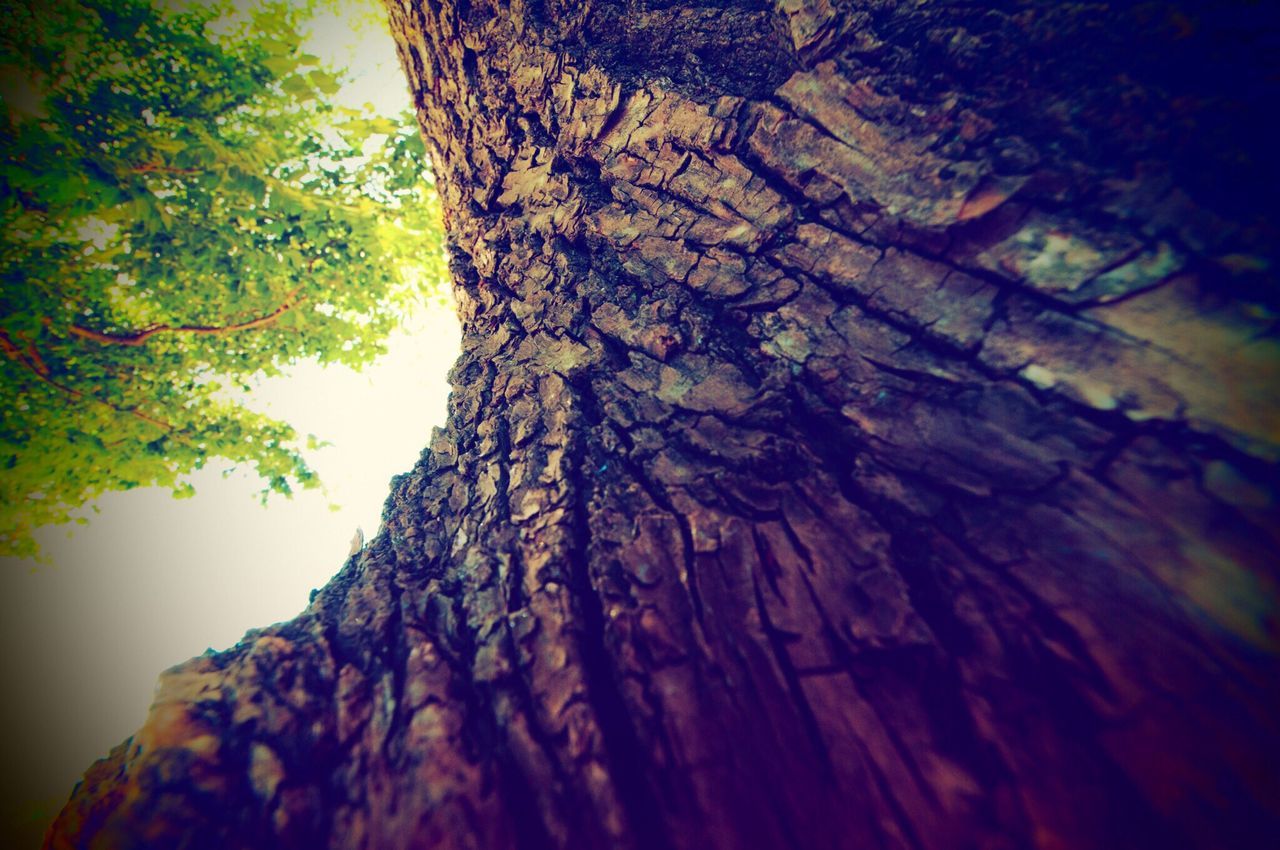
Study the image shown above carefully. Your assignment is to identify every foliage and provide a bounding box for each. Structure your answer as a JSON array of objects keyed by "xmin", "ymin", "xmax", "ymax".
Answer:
[{"xmin": 0, "ymin": 0, "xmax": 444, "ymax": 557}]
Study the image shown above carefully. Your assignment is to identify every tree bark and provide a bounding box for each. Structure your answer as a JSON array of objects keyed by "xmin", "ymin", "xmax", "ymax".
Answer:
[{"xmin": 47, "ymin": 2, "xmax": 1280, "ymax": 848}]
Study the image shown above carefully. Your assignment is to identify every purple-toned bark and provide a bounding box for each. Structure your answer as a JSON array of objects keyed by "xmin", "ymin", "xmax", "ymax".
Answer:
[{"xmin": 50, "ymin": 3, "xmax": 1279, "ymax": 848}]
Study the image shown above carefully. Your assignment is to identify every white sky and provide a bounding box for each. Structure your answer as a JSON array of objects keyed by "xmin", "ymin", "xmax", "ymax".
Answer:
[{"xmin": 0, "ymin": 7, "xmax": 460, "ymax": 845}]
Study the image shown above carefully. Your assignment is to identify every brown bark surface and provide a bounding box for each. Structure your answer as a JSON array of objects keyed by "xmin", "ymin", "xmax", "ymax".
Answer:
[{"xmin": 48, "ymin": 2, "xmax": 1280, "ymax": 849}]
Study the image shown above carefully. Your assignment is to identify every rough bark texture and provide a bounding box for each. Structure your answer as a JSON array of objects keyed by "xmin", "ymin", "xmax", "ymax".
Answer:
[{"xmin": 48, "ymin": 2, "xmax": 1280, "ymax": 849}]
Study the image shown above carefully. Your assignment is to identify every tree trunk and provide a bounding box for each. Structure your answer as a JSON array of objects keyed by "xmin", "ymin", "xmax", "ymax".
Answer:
[{"xmin": 47, "ymin": 2, "xmax": 1280, "ymax": 848}]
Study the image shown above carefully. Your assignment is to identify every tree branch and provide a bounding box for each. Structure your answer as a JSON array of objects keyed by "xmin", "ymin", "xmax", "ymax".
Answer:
[
  {"xmin": 0, "ymin": 329, "xmax": 175, "ymax": 433},
  {"xmin": 68, "ymin": 287, "xmax": 307, "ymax": 347},
  {"xmin": 127, "ymin": 163, "xmax": 202, "ymax": 175},
  {"xmin": 14, "ymin": 331, "xmax": 49, "ymax": 376}
]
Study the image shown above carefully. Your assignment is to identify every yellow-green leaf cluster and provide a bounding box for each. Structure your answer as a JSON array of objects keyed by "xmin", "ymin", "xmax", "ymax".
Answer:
[{"xmin": 0, "ymin": 0, "xmax": 445, "ymax": 558}]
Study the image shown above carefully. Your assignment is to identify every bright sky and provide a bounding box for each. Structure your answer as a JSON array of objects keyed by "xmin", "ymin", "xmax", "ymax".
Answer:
[{"xmin": 0, "ymin": 6, "xmax": 459, "ymax": 846}]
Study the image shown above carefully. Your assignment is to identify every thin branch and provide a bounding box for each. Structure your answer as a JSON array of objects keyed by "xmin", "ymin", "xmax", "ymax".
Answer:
[
  {"xmin": 127, "ymin": 163, "xmax": 202, "ymax": 175},
  {"xmin": 0, "ymin": 329, "xmax": 175, "ymax": 433},
  {"xmin": 68, "ymin": 287, "xmax": 307, "ymax": 347},
  {"xmin": 14, "ymin": 331, "xmax": 49, "ymax": 376},
  {"xmin": 0, "ymin": 330, "xmax": 25, "ymax": 363}
]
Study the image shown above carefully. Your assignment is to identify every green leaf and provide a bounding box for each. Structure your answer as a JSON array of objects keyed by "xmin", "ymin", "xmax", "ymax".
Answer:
[
  {"xmin": 261, "ymin": 55, "xmax": 297, "ymax": 76},
  {"xmin": 308, "ymin": 69, "xmax": 340, "ymax": 95},
  {"xmin": 0, "ymin": 0, "xmax": 448, "ymax": 559},
  {"xmin": 280, "ymin": 74, "xmax": 312, "ymax": 98}
]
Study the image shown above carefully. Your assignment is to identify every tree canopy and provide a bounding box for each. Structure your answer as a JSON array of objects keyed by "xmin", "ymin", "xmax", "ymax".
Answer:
[{"xmin": 0, "ymin": 0, "xmax": 443, "ymax": 558}]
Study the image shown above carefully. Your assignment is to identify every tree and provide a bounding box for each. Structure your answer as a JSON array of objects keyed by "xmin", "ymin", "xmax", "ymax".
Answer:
[
  {"xmin": 47, "ymin": 1, "xmax": 1280, "ymax": 848},
  {"xmin": 0, "ymin": 0, "xmax": 442, "ymax": 558}
]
